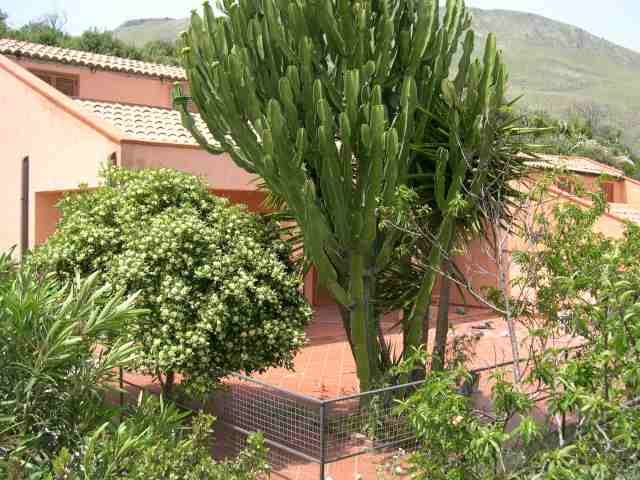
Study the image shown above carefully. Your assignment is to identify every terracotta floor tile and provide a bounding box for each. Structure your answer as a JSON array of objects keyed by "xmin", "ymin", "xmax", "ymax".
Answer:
[{"xmin": 121, "ymin": 303, "xmax": 578, "ymax": 480}]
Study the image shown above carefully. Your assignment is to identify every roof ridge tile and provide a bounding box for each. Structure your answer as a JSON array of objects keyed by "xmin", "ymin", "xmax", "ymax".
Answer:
[{"xmin": 0, "ymin": 38, "xmax": 187, "ymax": 81}]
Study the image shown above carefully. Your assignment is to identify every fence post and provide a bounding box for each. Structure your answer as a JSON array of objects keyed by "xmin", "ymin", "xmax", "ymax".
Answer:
[
  {"xmin": 561, "ymin": 350, "xmax": 569, "ymax": 439},
  {"xmin": 319, "ymin": 401, "xmax": 326, "ymax": 480}
]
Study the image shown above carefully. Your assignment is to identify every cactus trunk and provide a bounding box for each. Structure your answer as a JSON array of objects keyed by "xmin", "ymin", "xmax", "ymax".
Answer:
[{"xmin": 176, "ymin": 0, "xmax": 530, "ymax": 391}]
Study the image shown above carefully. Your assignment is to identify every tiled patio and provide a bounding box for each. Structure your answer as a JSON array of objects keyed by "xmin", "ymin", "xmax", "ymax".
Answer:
[
  {"xmin": 250, "ymin": 304, "xmax": 499, "ymax": 398},
  {"xmin": 122, "ymin": 303, "xmax": 579, "ymax": 480},
  {"xmin": 248, "ymin": 303, "xmax": 578, "ymax": 400}
]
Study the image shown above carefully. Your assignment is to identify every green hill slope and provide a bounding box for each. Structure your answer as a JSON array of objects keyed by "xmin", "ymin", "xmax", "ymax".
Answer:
[
  {"xmin": 113, "ymin": 8, "xmax": 640, "ymax": 149},
  {"xmin": 114, "ymin": 18, "xmax": 188, "ymax": 46}
]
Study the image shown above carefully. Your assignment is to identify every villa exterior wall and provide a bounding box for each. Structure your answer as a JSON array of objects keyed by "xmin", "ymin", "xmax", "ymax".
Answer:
[
  {"xmin": 7, "ymin": 56, "xmax": 180, "ymax": 108},
  {"xmin": 0, "ymin": 54, "xmax": 121, "ymax": 254},
  {"xmin": 623, "ymin": 178, "xmax": 640, "ymax": 204},
  {"xmin": 35, "ymin": 191, "xmax": 66, "ymax": 246},
  {"xmin": 121, "ymin": 142, "xmax": 260, "ymax": 192}
]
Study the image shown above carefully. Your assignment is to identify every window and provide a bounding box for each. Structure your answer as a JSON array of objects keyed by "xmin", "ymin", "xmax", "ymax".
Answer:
[
  {"xmin": 602, "ymin": 182, "xmax": 615, "ymax": 202},
  {"xmin": 31, "ymin": 70, "xmax": 78, "ymax": 97}
]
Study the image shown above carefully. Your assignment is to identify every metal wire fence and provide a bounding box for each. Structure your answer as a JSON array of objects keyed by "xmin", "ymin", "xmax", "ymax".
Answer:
[
  {"xmin": 120, "ymin": 346, "xmax": 586, "ymax": 479},
  {"xmin": 212, "ymin": 348, "xmax": 587, "ymax": 480},
  {"xmin": 211, "ymin": 374, "xmax": 426, "ymax": 480}
]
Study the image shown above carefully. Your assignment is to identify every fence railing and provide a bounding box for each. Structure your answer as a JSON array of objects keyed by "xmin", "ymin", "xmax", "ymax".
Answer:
[
  {"xmin": 120, "ymin": 344, "xmax": 587, "ymax": 480},
  {"xmin": 211, "ymin": 374, "xmax": 426, "ymax": 480}
]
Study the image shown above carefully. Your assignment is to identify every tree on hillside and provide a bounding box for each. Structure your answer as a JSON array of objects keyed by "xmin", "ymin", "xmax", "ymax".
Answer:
[
  {"xmin": 30, "ymin": 167, "xmax": 311, "ymax": 396},
  {"xmin": 138, "ymin": 40, "xmax": 180, "ymax": 66},
  {"xmin": 0, "ymin": 10, "xmax": 8, "ymax": 37},
  {"xmin": 73, "ymin": 28, "xmax": 139, "ymax": 58},
  {"xmin": 176, "ymin": 0, "xmax": 533, "ymax": 390},
  {"xmin": 519, "ymin": 107, "xmax": 640, "ymax": 177},
  {"xmin": 13, "ymin": 14, "xmax": 70, "ymax": 46}
]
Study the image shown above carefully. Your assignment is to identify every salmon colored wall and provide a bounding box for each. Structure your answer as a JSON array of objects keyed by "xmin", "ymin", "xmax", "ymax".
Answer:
[
  {"xmin": 121, "ymin": 143, "xmax": 260, "ymax": 191},
  {"xmin": 0, "ymin": 56, "xmax": 121, "ymax": 254},
  {"xmin": 8, "ymin": 56, "xmax": 180, "ymax": 108},
  {"xmin": 35, "ymin": 191, "xmax": 65, "ymax": 245},
  {"xmin": 304, "ymin": 268, "xmax": 337, "ymax": 306},
  {"xmin": 504, "ymin": 187, "xmax": 629, "ymax": 303},
  {"xmin": 623, "ymin": 178, "xmax": 640, "ymax": 205},
  {"xmin": 550, "ymin": 172, "xmax": 626, "ymax": 203},
  {"xmin": 446, "ymin": 236, "xmax": 500, "ymax": 308}
]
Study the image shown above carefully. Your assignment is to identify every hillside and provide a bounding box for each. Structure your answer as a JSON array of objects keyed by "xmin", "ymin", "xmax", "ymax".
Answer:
[
  {"xmin": 114, "ymin": 9, "xmax": 640, "ymax": 150},
  {"xmin": 114, "ymin": 17, "xmax": 188, "ymax": 46}
]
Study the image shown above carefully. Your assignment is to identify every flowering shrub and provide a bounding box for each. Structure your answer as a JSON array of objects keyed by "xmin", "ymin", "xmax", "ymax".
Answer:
[{"xmin": 30, "ymin": 167, "xmax": 311, "ymax": 394}]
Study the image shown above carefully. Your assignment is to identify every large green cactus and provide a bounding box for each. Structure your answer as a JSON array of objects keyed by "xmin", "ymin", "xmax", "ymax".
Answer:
[{"xmin": 175, "ymin": 0, "xmax": 529, "ymax": 390}]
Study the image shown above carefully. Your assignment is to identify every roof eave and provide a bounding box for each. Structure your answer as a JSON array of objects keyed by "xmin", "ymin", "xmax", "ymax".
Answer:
[{"xmin": 0, "ymin": 53, "xmax": 125, "ymax": 144}]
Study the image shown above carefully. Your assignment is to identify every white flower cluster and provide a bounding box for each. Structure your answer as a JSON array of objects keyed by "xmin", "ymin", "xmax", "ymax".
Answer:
[{"xmin": 31, "ymin": 167, "xmax": 311, "ymax": 395}]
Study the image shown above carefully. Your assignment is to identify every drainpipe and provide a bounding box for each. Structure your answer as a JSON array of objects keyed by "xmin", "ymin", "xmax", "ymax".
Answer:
[{"xmin": 20, "ymin": 156, "xmax": 29, "ymax": 258}]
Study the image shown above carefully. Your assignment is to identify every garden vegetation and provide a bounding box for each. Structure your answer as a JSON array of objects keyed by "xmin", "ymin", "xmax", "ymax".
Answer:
[
  {"xmin": 29, "ymin": 167, "xmax": 311, "ymax": 396},
  {"xmin": 397, "ymin": 192, "xmax": 640, "ymax": 479},
  {"xmin": 0, "ymin": 254, "xmax": 268, "ymax": 479}
]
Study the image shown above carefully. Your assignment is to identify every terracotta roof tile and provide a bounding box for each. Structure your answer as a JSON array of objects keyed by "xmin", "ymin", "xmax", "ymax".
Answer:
[
  {"xmin": 75, "ymin": 99, "xmax": 215, "ymax": 147},
  {"xmin": 525, "ymin": 154, "xmax": 624, "ymax": 178},
  {"xmin": 0, "ymin": 38, "xmax": 186, "ymax": 81}
]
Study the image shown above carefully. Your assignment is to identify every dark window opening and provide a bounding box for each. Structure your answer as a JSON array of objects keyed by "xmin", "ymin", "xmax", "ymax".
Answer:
[
  {"xmin": 602, "ymin": 182, "xmax": 615, "ymax": 202},
  {"xmin": 31, "ymin": 70, "xmax": 79, "ymax": 97}
]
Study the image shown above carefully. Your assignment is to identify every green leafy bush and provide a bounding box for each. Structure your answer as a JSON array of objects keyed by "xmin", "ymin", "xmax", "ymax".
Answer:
[
  {"xmin": 30, "ymin": 167, "xmax": 311, "ymax": 395},
  {"xmin": 0, "ymin": 261, "xmax": 268, "ymax": 479},
  {"xmin": 402, "ymin": 194, "xmax": 640, "ymax": 479},
  {"xmin": 397, "ymin": 367, "xmax": 537, "ymax": 480},
  {"xmin": 0, "ymin": 268, "xmax": 142, "ymax": 475},
  {"xmin": 511, "ymin": 194, "xmax": 640, "ymax": 478},
  {"xmin": 49, "ymin": 396, "xmax": 269, "ymax": 480},
  {"xmin": 519, "ymin": 108, "xmax": 640, "ymax": 177}
]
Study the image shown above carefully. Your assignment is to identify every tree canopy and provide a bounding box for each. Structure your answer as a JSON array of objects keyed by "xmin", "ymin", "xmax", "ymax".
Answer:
[{"xmin": 30, "ymin": 167, "xmax": 311, "ymax": 395}]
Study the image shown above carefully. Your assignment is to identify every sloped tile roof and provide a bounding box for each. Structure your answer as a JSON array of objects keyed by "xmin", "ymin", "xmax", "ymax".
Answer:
[
  {"xmin": 74, "ymin": 99, "xmax": 214, "ymax": 147},
  {"xmin": 525, "ymin": 154, "xmax": 624, "ymax": 178},
  {"xmin": 0, "ymin": 38, "xmax": 187, "ymax": 81}
]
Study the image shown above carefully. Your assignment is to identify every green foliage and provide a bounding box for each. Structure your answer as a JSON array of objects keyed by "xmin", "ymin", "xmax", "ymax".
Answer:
[
  {"xmin": 176, "ymin": 0, "xmax": 532, "ymax": 390},
  {"xmin": 0, "ymin": 267, "xmax": 142, "ymax": 475},
  {"xmin": 0, "ymin": 261, "xmax": 268, "ymax": 480},
  {"xmin": 29, "ymin": 167, "xmax": 311, "ymax": 395},
  {"xmin": 397, "ymin": 367, "xmax": 537, "ymax": 479},
  {"xmin": 509, "ymin": 196, "xmax": 640, "ymax": 477},
  {"xmin": 47, "ymin": 396, "xmax": 269, "ymax": 480},
  {"xmin": 401, "ymin": 195, "xmax": 640, "ymax": 478},
  {"xmin": 519, "ymin": 107, "xmax": 640, "ymax": 177},
  {"xmin": 0, "ymin": 10, "xmax": 8, "ymax": 37}
]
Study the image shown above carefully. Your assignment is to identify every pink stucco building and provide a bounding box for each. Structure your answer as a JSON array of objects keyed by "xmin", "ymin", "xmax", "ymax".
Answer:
[
  {"xmin": 0, "ymin": 39, "xmax": 265, "ymax": 254},
  {"xmin": 2, "ymin": 38, "xmax": 640, "ymax": 309}
]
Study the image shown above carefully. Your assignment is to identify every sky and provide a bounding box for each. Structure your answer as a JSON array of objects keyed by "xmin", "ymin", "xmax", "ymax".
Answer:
[{"xmin": 3, "ymin": 0, "xmax": 640, "ymax": 52}]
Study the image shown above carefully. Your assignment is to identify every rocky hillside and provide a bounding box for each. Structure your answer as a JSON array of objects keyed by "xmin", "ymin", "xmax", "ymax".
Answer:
[{"xmin": 114, "ymin": 8, "xmax": 640, "ymax": 149}]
